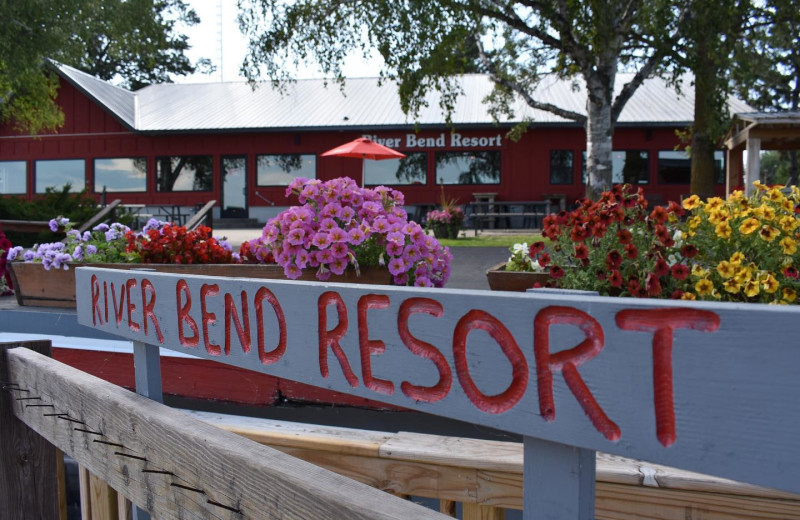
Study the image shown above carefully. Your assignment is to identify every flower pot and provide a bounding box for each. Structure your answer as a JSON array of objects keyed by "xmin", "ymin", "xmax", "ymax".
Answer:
[
  {"xmin": 485, "ymin": 262, "xmax": 553, "ymax": 292},
  {"xmin": 8, "ymin": 262, "xmax": 394, "ymax": 308}
]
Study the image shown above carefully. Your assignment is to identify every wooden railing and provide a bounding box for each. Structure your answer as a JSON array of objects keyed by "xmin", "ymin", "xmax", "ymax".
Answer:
[{"xmin": 1, "ymin": 342, "xmax": 448, "ymax": 520}]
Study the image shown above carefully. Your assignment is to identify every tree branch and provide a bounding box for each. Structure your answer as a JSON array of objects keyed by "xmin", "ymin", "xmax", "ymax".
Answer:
[{"xmin": 474, "ymin": 34, "xmax": 587, "ymax": 124}]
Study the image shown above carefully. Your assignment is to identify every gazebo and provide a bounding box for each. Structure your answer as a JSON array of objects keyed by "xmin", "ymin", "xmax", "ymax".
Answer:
[{"xmin": 723, "ymin": 111, "xmax": 800, "ymax": 196}]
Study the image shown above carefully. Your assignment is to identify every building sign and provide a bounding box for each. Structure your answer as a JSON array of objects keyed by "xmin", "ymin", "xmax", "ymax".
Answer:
[
  {"xmin": 75, "ymin": 267, "xmax": 800, "ymax": 495},
  {"xmin": 362, "ymin": 133, "xmax": 503, "ymax": 149}
]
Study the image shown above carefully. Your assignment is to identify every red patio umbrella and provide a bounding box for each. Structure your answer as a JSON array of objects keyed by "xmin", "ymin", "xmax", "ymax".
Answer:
[{"xmin": 321, "ymin": 137, "xmax": 406, "ymax": 186}]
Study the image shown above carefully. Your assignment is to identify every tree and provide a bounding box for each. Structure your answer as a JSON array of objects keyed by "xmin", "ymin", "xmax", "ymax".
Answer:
[
  {"xmin": 0, "ymin": 0, "xmax": 207, "ymax": 134},
  {"xmin": 672, "ymin": 0, "xmax": 751, "ymax": 199},
  {"xmin": 733, "ymin": 0, "xmax": 800, "ymax": 185},
  {"xmin": 238, "ymin": 0, "xmax": 684, "ymax": 200}
]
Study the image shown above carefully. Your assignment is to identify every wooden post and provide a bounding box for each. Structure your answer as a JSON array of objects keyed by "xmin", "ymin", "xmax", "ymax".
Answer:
[
  {"xmin": 131, "ymin": 341, "xmax": 162, "ymax": 520},
  {"xmin": 745, "ymin": 137, "xmax": 761, "ymax": 196},
  {"xmin": 0, "ymin": 340, "xmax": 59, "ymax": 520},
  {"xmin": 523, "ymin": 436, "xmax": 596, "ymax": 520}
]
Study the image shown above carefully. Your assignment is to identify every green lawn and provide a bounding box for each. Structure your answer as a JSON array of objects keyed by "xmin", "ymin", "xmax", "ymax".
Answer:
[{"xmin": 436, "ymin": 233, "xmax": 545, "ymax": 247}]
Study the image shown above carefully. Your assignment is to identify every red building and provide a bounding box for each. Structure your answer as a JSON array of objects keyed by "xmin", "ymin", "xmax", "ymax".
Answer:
[{"xmin": 0, "ymin": 62, "xmax": 750, "ymax": 226}]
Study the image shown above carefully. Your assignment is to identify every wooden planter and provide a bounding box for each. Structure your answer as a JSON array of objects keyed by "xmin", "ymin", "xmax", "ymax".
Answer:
[
  {"xmin": 485, "ymin": 262, "xmax": 553, "ymax": 292},
  {"xmin": 8, "ymin": 262, "xmax": 394, "ymax": 308}
]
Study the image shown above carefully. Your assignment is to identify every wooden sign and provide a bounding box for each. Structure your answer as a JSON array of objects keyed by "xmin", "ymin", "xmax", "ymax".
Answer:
[{"xmin": 76, "ymin": 267, "xmax": 800, "ymax": 495}]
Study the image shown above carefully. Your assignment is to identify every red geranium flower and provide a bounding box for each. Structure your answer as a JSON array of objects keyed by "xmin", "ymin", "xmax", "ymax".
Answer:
[
  {"xmin": 624, "ymin": 243, "xmax": 638, "ymax": 259},
  {"xmin": 529, "ymin": 241, "xmax": 546, "ymax": 256},
  {"xmin": 627, "ymin": 278, "xmax": 641, "ymax": 294},
  {"xmin": 654, "ymin": 258, "xmax": 670, "ymax": 277},
  {"xmin": 538, "ymin": 252, "xmax": 551, "ymax": 267},
  {"xmin": 608, "ymin": 270, "xmax": 623, "ymax": 287},
  {"xmin": 650, "ymin": 206, "xmax": 668, "ymax": 224},
  {"xmin": 605, "ymin": 250, "xmax": 622, "ymax": 269},
  {"xmin": 681, "ymin": 244, "xmax": 699, "ymax": 258},
  {"xmin": 784, "ymin": 266, "xmax": 799, "ymax": 279},
  {"xmin": 616, "ymin": 229, "xmax": 632, "ymax": 244},
  {"xmin": 670, "ymin": 263, "xmax": 690, "ymax": 280},
  {"xmin": 574, "ymin": 243, "xmax": 589, "ymax": 259},
  {"xmin": 549, "ymin": 265, "xmax": 565, "ymax": 279},
  {"xmin": 670, "ymin": 290, "xmax": 685, "ymax": 299},
  {"xmin": 646, "ymin": 274, "xmax": 662, "ymax": 296}
]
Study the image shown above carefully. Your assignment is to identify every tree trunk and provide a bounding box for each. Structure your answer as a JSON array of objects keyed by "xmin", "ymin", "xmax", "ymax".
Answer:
[
  {"xmin": 585, "ymin": 83, "xmax": 615, "ymax": 201},
  {"xmin": 690, "ymin": 26, "xmax": 717, "ymax": 199}
]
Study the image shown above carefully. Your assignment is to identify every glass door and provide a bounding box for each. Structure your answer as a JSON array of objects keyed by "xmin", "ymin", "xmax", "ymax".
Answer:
[{"xmin": 221, "ymin": 155, "xmax": 248, "ymax": 219}]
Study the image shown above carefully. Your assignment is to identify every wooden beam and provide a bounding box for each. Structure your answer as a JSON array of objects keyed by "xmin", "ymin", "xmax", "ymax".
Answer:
[
  {"xmin": 0, "ymin": 341, "xmax": 59, "ymax": 520},
  {"xmin": 745, "ymin": 137, "xmax": 761, "ymax": 196},
  {"xmin": 184, "ymin": 200, "xmax": 215, "ymax": 231},
  {"xmin": 76, "ymin": 199, "xmax": 122, "ymax": 234},
  {"xmin": 6, "ymin": 348, "xmax": 449, "ymax": 520}
]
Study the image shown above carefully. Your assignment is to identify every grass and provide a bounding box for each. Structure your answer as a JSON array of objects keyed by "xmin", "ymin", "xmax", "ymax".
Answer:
[{"xmin": 436, "ymin": 233, "xmax": 545, "ymax": 248}]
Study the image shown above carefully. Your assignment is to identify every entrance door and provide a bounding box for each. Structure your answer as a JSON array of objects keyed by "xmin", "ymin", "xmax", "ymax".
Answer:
[{"xmin": 221, "ymin": 155, "xmax": 248, "ymax": 219}]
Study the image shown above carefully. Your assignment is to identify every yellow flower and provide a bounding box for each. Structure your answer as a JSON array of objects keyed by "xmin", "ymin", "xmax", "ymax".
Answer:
[
  {"xmin": 744, "ymin": 280, "xmax": 761, "ymax": 297},
  {"xmin": 728, "ymin": 190, "xmax": 744, "ymax": 203},
  {"xmin": 739, "ymin": 217, "xmax": 760, "ymax": 234},
  {"xmin": 683, "ymin": 195, "xmax": 701, "ymax": 210},
  {"xmin": 735, "ymin": 267, "xmax": 752, "ymax": 284},
  {"xmin": 754, "ymin": 204, "xmax": 776, "ymax": 221},
  {"xmin": 780, "ymin": 237, "xmax": 797, "ymax": 255},
  {"xmin": 715, "ymin": 221, "xmax": 732, "ymax": 239},
  {"xmin": 691, "ymin": 265, "xmax": 709, "ymax": 278},
  {"xmin": 761, "ymin": 274, "xmax": 780, "ymax": 294},
  {"xmin": 778, "ymin": 216, "xmax": 797, "ymax": 232},
  {"xmin": 716, "ymin": 261, "xmax": 735, "ymax": 278},
  {"xmin": 767, "ymin": 188, "xmax": 785, "ymax": 201},
  {"xmin": 681, "ymin": 292, "xmax": 697, "ymax": 301},
  {"xmin": 706, "ymin": 197, "xmax": 724, "ymax": 211},
  {"xmin": 695, "ymin": 278, "xmax": 714, "ymax": 296},
  {"xmin": 688, "ymin": 215, "xmax": 702, "ymax": 230},
  {"xmin": 753, "ymin": 180, "xmax": 766, "ymax": 190},
  {"xmin": 759, "ymin": 225, "xmax": 780, "ymax": 242},
  {"xmin": 723, "ymin": 278, "xmax": 741, "ymax": 293},
  {"xmin": 783, "ymin": 287, "xmax": 797, "ymax": 303},
  {"xmin": 708, "ymin": 209, "xmax": 730, "ymax": 225},
  {"xmin": 729, "ymin": 252, "xmax": 745, "ymax": 265}
]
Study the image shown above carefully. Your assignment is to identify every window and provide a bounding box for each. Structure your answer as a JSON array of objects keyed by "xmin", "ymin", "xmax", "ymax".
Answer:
[
  {"xmin": 435, "ymin": 151, "xmax": 500, "ymax": 185},
  {"xmin": 581, "ymin": 151, "xmax": 651, "ymax": 185},
  {"xmin": 0, "ymin": 161, "xmax": 27, "ymax": 194},
  {"xmin": 256, "ymin": 154, "xmax": 316, "ymax": 186},
  {"xmin": 94, "ymin": 158, "xmax": 147, "ymax": 192},
  {"xmin": 612, "ymin": 150, "xmax": 649, "ymax": 184},
  {"xmin": 364, "ymin": 152, "xmax": 427, "ymax": 186},
  {"xmin": 35, "ymin": 159, "xmax": 85, "ymax": 193},
  {"xmin": 549, "ymin": 150, "xmax": 574, "ymax": 185},
  {"xmin": 155, "ymin": 156, "xmax": 213, "ymax": 192},
  {"xmin": 658, "ymin": 150, "xmax": 725, "ymax": 185}
]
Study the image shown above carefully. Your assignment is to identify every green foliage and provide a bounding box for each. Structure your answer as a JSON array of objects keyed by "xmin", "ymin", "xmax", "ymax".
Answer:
[
  {"xmin": 0, "ymin": 0, "xmax": 207, "ymax": 133},
  {"xmin": 0, "ymin": 185, "xmax": 103, "ymax": 247}
]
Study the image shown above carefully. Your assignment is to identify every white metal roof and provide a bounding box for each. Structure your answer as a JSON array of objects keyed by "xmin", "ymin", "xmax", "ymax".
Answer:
[{"xmin": 53, "ymin": 61, "xmax": 752, "ymax": 133}]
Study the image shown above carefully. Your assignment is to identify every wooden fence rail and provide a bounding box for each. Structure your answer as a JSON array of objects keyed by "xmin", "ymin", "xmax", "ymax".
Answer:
[{"xmin": 1, "ymin": 345, "xmax": 448, "ymax": 520}]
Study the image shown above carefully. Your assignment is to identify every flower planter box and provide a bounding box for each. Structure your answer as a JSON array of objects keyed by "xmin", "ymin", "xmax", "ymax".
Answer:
[
  {"xmin": 485, "ymin": 261, "xmax": 552, "ymax": 292},
  {"xmin": 8, "ymin": 262, "xmax": 393, "ymax": 308}
]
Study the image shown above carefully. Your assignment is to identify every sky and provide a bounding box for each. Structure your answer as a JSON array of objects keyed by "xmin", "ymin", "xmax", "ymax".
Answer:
[{"xmin": 179, "ymin": 0, "xmax": 383, "ymax": 84}]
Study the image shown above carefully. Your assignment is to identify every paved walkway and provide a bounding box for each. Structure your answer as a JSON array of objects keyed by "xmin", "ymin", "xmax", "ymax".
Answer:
[{"xmin": 214, "ymin": 228, "xmax": 510, "ymax": 290}]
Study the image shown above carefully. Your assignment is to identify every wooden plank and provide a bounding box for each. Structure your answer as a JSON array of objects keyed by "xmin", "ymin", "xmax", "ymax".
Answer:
[
  {"xmin": 0, "ymin": 340, "xmax": 59, "ymax": 520},
  {"xmin": 57, "ymin": 450, "xmax": 68, "ymax": 520},
  {"xmin": 79, "ymin": 466, "xmax": 91, "ymax": 520},
  {"xmin": 89, "ymin": 472, "xmax": 118, "ymax": 520},
  {"xmin": 439, "ymin": 499, "xmax": 456, "ymax": 517},
  {"xmin": 117, "ymin": 494, "xmax": 133, "ymax": 520},
  {"xmin": 76, "ymin": 199, "xmax": 122, "ymax": 234},
  {"xmin": 184, "ymin": 200, "xmax": 215, "ymax": 231},
  {"xmin": 463, "ymin": 503, "xmax": 505, "ymax": 520},
  {"xmin": 6, "ymin": 348, "xmax": 449, "ymax": 520},
  {"xmin": 595, "ymin": 482, "xmax": 800, "ymax": 520},
  {"xmin": 523, "ymin": 436, "xmax": 595, "ymax": 520},
  {"xmin": 75, "ymin": 267, "xmax": 800, "ymax": 496},
  {"xmin": 380, "ymin": 431, "xmax": 522, "ymax": 472}
]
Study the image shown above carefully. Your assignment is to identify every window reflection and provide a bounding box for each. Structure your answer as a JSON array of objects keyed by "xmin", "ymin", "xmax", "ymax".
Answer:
[
  {"xmin": 0, "ymin": 161, "xmax": 27, "ymax": 194},
  {"xmin": 155, "ymin": 156, "xmax": 213, "ymax": 192},
  {"xmin": 256, "ymin": 154, "xmax": 316, "ymax": 186},
  {"xmin": 35, "ymin": 159, "xmax": 85, "ymax": 193},
  {"xmin": 435, "ymin": 151, "xmax": 500, "ymax": 185},
  {"xmin": 549, "ymin": 150, "xmax": 574, "ymax": 185},
  {"xmin": 94, "ymin": 158, "xmax": 147, "ymax": 192},
  {"xmin": 364, "ymin": 152, "xmax": 427, "ymax": 185}
]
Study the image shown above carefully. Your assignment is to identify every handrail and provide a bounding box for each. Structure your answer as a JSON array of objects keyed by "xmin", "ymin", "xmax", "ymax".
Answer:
[
  {"xmin": 184, "ymin": 200, "xmax": 216, "ymax": 230},
  {"xmin": 254, "ymin": 191, "xmax": 275, "ymax": 206},
  {"xmin": 76, "ymin": 199, "xmax": 122, "ymax": 233}
]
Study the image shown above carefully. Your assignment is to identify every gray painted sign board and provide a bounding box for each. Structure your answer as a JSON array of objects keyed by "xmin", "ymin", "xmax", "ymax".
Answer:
[{"xmin": 75, "ymin": 267, "xmax": 800, "ymax": 496}]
